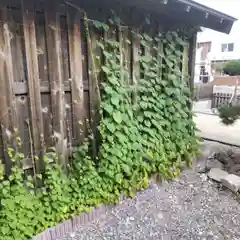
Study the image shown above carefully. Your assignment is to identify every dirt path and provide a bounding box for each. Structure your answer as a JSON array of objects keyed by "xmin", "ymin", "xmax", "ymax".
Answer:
[{"xmin": 61, "ymin": 142, "xmax": 240, "ymax": 240}]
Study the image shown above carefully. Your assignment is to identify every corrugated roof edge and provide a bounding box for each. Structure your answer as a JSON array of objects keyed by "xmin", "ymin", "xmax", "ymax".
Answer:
[{"xmin": 176, "ymin": 0, "xmax": 238, "ymax": 21}]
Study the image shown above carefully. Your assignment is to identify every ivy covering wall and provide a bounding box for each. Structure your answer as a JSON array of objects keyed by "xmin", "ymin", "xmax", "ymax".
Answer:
[{"xmin": 0, "ymin": 12, "xmax": 199, "ymax": 240}]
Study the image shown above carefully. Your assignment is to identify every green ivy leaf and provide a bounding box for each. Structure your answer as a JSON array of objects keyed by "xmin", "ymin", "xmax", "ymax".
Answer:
[
  {"xmin": 122, "ymin": 164, "xmax": 131, "ymax": 175},
  {"xmin": 106, "ymin": 122, "xmax": 116, "ymax": 133},
  {"xmin": 113, "ymin": 112, "xmax": 123, "ymax": 124},
  {"xmin": 115, "ymin": 174, "xmax": 123, "ymax": 184},
  {"xmin": 103, "ymin": 103, "xmax": 114, "ymax": 114},
  {"xmin": 102, "ymin": 66, "xmax": 110, "ymax": 74},
  {"xmin": 111, "ymin": 97, "xmax": 120, "ymax": 106},
  {"xmin": 115, "ymin": 131, "xmax": 127, "ymax": 143}
]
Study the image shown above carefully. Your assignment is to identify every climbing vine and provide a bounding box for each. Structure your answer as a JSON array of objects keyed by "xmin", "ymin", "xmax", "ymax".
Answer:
[{"xmin": 0, "ymin": 13, "xmax": 199, "ymax": 240}]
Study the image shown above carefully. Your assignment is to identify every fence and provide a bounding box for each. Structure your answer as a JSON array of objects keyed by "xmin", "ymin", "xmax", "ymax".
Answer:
[
  {"xmin": 211, "ymin": 85, "xmax": 240, "ymax": 108},
  {"xmin": 193, "ymin": 83, "xmax": 213, "ymax": 100},
  {"xmin": 211, "ymin": 93, "xmax": 240, "ymax": 109}
]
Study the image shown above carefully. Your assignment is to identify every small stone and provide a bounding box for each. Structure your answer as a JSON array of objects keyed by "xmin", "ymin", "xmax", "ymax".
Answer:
[
  {"xmin": 207, "ymin": 168, "xmax": 229, "ymax": 182},
  {"xmin": 206, "ymin": 159, "xmax": 224, "ymax": 170},
  {"xmin": 222, "ymin": 174, "xmax": 240, "ymax": 193},
  {"xmin": 200, "ymin": 174, "xmax": 208, "ymax": 181},
  {"xmin": 157, "ymin": 212, "xmax": 164, "ymax": 220},
  {"xmin": 69, "ymin": 232, "xmax": 76, "ymax": 238}
]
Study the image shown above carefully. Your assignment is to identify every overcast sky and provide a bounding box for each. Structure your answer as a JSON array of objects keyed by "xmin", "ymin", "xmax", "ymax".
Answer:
[{"xmin": 195, "ymin": 0, "xmax": 239, "ymax": 19}]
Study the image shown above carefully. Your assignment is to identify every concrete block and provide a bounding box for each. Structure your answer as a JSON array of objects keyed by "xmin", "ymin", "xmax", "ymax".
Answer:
[
  {"xmin": 222, "ymin": 174, "xmax": 240, "ymax": 193},
  {"xmin": 207, "ymin": 168, "xmax": 229, "ymax": 182}
]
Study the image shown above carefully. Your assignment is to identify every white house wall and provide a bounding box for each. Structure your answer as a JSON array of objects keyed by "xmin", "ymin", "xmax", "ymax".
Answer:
[
  {"xmin": 197, "ymin": 21, "xmax": 240, "ymax": 62},
  {"xmin": 194, "ymin": 0, "xmax": 239, "ymax": 84}
]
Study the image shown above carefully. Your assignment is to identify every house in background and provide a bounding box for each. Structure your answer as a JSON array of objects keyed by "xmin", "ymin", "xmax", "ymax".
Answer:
[{"xmin": 195, "ymin": 19, "xmax": 240, "ymax": 84}]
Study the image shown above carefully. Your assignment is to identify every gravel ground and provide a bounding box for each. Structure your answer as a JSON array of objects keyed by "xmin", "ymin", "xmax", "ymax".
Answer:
[{"xmin": 61, "ymin": 142, "xmax": 240, "ymax": 240}]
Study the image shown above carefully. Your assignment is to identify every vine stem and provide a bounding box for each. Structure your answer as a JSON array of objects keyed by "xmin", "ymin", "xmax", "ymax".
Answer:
[{"xmin": 25, "ymin": 118, "xmax": 37, "ymax": 192}]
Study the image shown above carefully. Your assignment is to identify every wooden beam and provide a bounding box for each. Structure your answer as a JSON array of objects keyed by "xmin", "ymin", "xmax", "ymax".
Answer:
[
  {"xmin": 87, "ymin": 25, "xmax": 102, "ymax": 160},
  {"xmin": 188, "ymin": 32, "xmax": 197, "ymax": 99},
  {"xmin": 21, "ymin": 0, "xmax": 44, "ymax": 173},
  {"xmin": 45, "ymin": 4, "xmax": 68, "ymax": 169},
  {"xmin": 131, "ymin": 30, "xmax": 140, "ymax": 104},
  {"xmin": 182, "ymin": 43, "xmax": 189, "ymax": 84},
  {"xmin": 67, "ymin": 10, "xmax": 85, "ymax": 143},
  {"xmin": 0, "ymin": 7, "xmax": 18, "ymax": 174}
]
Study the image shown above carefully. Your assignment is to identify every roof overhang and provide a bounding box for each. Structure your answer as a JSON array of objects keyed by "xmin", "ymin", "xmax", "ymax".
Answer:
[
  {"xmin": 173, "ymin": 0, "xmax": 237, "ymax": 34},
  {"xmin": 115, "ymin": 0, "xmax": 237, "ymax": 34}
]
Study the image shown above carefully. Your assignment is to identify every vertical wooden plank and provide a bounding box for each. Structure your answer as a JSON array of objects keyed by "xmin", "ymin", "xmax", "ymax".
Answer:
[
  {"xmin": 123, "ymin": 28, "xmax": 131, "ymax": 85},
  {"xmin": 0, "ymin": 7, "xmax": 18, "ymax": 174},
  {"xmin": 67, "ymin": 10, "xmax": 85, "ymax": 143},
  {"xmin": 35, "ymin": 13, "xmax": 48, "ymax": 83},
  {"xmin": 87, "ymin": 23, "xmax": 102, "ymax": 159},
  {"xmin": 131, "ymin": 30, "xmax": 140, "ymax": 104},
  {"xmin": 22, "ymin": 0, "xmax": 45, "ymax": 173},
  {"xmin": 118, "ymin": 26, "xmax": 125, "ymax": 85},
  {"xmin": 45, "ymin": 5, "xmax": 67, "ymax": 169},
  {"xmin": 182, "ymin": 43, "xmax": 189, "ymax": 84},
  {"xmin": 60, "ymin": 15, "xmax": 70, "ymax": 83},
  {"xmin": 118, "ymin": 25, "xmax": 132, "ymax": 103},
  {"xmin": 188, "ymin": 32, "xmax": 197, "ymax": 99},
  {"xmin": 11, "ymin": 29, "xmax": 26, "ymax": 82}
]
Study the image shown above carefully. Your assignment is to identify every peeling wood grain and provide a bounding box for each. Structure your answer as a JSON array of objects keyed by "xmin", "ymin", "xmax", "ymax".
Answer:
[
  {"xmin": 22, "ymin": 0, "xmax": 44, "ymax": 173},
  {"xmin": 67, "ymin": 9, "xmax": 85, "ymax": 143},
  {"xmin": 87, "ymin": 25, "xmax": 102, "ymax": 159},
  {"xmin": 132, "ymin": 30, "xmax": 140, "ymax": 104},
  {"xmin": 45, "ymin": 4, "xmax": 68, "ymax": 169},
  {"xmin": 0, "ymin": 7, "xmax": 18, "ymax": 173}
]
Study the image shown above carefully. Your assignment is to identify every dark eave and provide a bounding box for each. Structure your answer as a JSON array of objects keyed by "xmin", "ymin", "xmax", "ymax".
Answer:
[
  {"xmin": 114, "ymin": 0, "xmax": 237, "ymax": 34},
  {"xmin": 176, "ymin": 0, "xmax": 237, "ymax": 22},
  {"xmin": 174, "ymin": 0, "xmax": 237, "ymax": 33}
]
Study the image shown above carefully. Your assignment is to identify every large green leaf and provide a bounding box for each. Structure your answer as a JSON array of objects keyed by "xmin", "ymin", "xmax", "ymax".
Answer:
[
  {"xmin": 113, "ymin": 111, "xmax": 123, "ymax": 124},
  {"xmin": 115, "ymin": 131, "xmax": 127, "ymax": 143},
  {"xmin": 122, "ymin": 164, "xmax": 131, "ymax": 175},
  {"xmin": 111, "ymin": 97, "xmax": 120, "ymax": 106},
  {"xmin": 106, "ymin": 122, "xmax": 116, "ymax": 133},
  {"xmin": 103, "ymin": 103, "xmax": 114, "ymax": 114}
]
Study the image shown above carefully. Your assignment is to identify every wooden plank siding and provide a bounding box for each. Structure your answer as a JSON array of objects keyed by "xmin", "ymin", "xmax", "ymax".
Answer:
[
  {"xmin": 67, "ymin": 10, "xmax": 85, "ymax": 144},
  {"xmin": 131, "ymin": 29, "xmax": 140, "ymax": 104},
  {"xmin": 87, "ymin": 25, "xmax": 102, "ymax": 159},
  {"xmin": 45, "ymin": 4, "xmax": 68, "ymax": 170},
  {"xmin": 21, "ymin": 0, "xmax": 44, "ymax": 173},
  {"xmin": 0, "ymin": 1, "xmax": 195, "ymax": 175},
  {"xmin": 0, "ymin": 7, "xmax": 18, "ymax": 173}
]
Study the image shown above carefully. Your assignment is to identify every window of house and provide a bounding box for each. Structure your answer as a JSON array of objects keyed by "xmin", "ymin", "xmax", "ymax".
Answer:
[
  {"xmin": 221, "ymin": 43, "xmax": 234, "ymax": 52},
  {"xmin": 199, "ymin": 65, "xmax": 209, "ymax": 83},
  {"xmin": 197, "ymin": 42, "xmax": 212, "ymax": 61}
]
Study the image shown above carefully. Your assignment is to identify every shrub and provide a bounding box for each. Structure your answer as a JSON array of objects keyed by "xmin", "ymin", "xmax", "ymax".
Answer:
[
  {"xmin": 223, "ymin": 60, "xmax": 240, "ymax": 76},
  {"xmin": 218, "ymin": 60, "xmax": 240, "ymax": 125}
]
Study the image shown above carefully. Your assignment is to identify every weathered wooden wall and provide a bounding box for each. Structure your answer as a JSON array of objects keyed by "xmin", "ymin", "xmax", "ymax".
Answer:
[
  {"xmin": 0, "ymin": 2, "xmax": 92, "ymax": 173},
  {"xmin": 0, "ymin": 0, "xmax": 193, "ymax": 174}
]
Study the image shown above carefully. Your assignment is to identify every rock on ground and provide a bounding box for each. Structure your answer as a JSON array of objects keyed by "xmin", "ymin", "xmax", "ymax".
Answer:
[
  {"xmin": 222, "ymin": 174, "xmax": 240, "ymax": 193},
  {"xmin": 207, "ymin": 168, "xmax": 229, "ymax": 182},
  {"xmin": 60, "ymin": 144, "xmax": 240, "ymax": 240}
]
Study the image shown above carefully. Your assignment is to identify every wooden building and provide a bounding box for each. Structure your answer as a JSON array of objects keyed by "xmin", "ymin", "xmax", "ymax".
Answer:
[{"xmin": 0, "ymin": 0, "xmax": 236, "ymax": 172}]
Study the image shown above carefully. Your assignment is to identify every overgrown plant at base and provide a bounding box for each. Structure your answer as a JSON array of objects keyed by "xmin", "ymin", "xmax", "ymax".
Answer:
[
  {"xmin": 0, "ymin": 18, "xmax": 199, "ymax": 240},
  {"xmin": 218, "ymin": 60, "xmax": 240, "ymax": 125}
]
